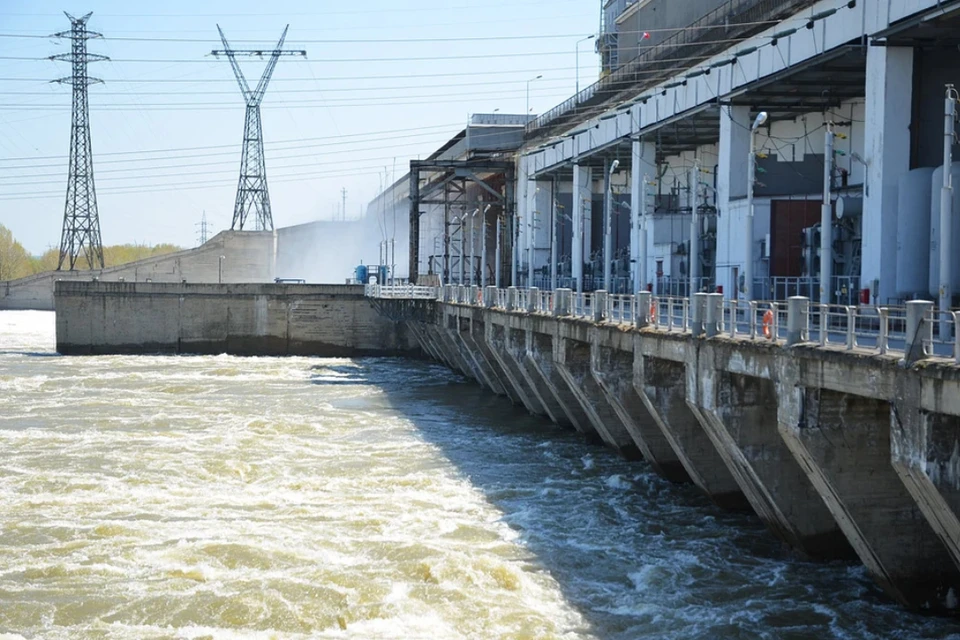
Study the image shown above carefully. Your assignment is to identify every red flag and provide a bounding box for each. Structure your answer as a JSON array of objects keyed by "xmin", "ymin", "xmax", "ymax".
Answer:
[{"xmin": 642, "ymin": 32, "xmax": 651, "ymax": 40}]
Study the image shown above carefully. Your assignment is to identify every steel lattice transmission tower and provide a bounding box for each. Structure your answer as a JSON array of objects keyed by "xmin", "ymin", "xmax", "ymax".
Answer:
[
  {"xmin": 213, "ymin": 25, "xmax": 305, "ymax": 231},
  {"xmin": 52, "ymin": 12, "xmax": 108, "ymax": 271}
]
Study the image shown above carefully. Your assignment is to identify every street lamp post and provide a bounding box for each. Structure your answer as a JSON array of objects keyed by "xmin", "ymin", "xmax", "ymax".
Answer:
[
  {"xmin": 526, "ymin": 74, "xmax": 543, "ymax": 115},
  {"xmin": 604, "ymin": 159, "xmax": 620, "ymax": 291},
  {"xmin": 576, "ymin": 35, "xmax": 595, "ymax": 95},
  {"xmin": 744, "ymin": 111, "xmax": 768, "ymax": 301}
]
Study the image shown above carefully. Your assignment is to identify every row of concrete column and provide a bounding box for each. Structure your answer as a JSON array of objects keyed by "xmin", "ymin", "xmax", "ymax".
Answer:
[
  {"xmin": 404, "ymin": 299, "xmax": 960, "ymax": 613},
  {"xmin": 514, "ymin": 46, "xmax": 913, "ymax": 303}
]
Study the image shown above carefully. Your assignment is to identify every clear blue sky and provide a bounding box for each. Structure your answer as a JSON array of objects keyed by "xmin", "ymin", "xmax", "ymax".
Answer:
[{"xmin": 0, "ymin": 0, "xmax": 600, "ymax": 255}]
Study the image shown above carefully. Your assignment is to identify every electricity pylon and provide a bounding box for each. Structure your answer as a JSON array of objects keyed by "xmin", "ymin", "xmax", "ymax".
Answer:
[
  {"xmin": 52, "ymin": 12, "xmax": 108, "ymax": 271},
  {"xmin": 212, "ymin": 25, "xmax": 305, "ymax": 231}
]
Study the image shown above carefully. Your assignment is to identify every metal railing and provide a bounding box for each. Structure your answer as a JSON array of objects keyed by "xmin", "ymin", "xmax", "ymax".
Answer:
[{"xmin": 366, "ymin": 285, "xmax": 960, "ymax": 364}]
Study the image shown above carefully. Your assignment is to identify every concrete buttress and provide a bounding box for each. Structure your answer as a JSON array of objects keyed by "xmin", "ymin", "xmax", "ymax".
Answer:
[
  {"xmin": 777, "ymin": 353, "xmax": 960, "ymax": 612},
  {"xmin": 891, "ymin": 371, "xmax": 960, "ymax": 590},
  {"xmin": 591, "ymin": 331, "xmax": 690, "ymax": 482},
  {"xmin": 485, "ymin": 321, "xmax": 547, "ymax": 416},
  {"xmin": 504, "ymin": 323, "xmax": 572, "ymax": 427},
  {"xmin": 688, "ymin": 342, "xmax": 852, "ymax": 558},
  {"xmin": 526, "ymin": 329, "xmax": 600, "ymax": 441},
  {"xmin": 634, "ymin": 333, "xmax": 748, "ymax": 509},
  {"xmin": 456, "ymin": 315, "xmax": 507, "ymax": 395},
  {"xmin": 554, "ymin": 328, "xmax": 642, "ymax": 459}
]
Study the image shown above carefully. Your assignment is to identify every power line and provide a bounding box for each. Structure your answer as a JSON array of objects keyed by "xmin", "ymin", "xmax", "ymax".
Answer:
[{"xmin": 0, "ymin": 24, "xmax": 780, "ymax": 44}]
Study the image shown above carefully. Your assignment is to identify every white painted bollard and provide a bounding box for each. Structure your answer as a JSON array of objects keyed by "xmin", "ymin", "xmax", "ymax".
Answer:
[
  {"xmin": 554, "ymin": 288, "xmax": 572, "ymax": 317},
  {"xmin": 594, "ymin": 290, "xmax": 608, "ymax": 322},
  {"xmin": 691, "ymin": 293, "xmax": 708, "ymax": 337},
  {"xmin": 905, "ymin": 300, "xmax": 934, "ymax": 365},
  {"xmin": 484, "ymin": 286, "xmax": 497, "ymax": 309},
  {"xmin": 705, "ymin": 293, "xmax": 724, "ymax": 338},
  {"xmin": 786, "ymin": 296, "xmax": 809, "ymax": 346},
  {"xmin": 507, "ymin": 286, "xmax": 518, "ymax": 312},
  {"xmin": 637, "ymin": 292, "xmax": 652, "ymax": 328},
  {"xmin": 527, "ymin": 287, "xmax": 539, "ymax": 313}
]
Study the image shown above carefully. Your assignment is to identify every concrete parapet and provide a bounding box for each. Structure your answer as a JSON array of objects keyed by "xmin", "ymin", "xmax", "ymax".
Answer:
[
  {"xmin": 705, "ymin": 293, "xmax": 723, "ymax": 338},
  {"xmin": 691, "ymin": 293, "xmax": 708, "ymax": 337}
]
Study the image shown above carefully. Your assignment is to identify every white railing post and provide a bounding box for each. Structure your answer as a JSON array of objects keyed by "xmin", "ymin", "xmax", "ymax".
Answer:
[
  {"xmin": 507, "ymin": 286, "xmax": 518, "ymax": 311},
  {"xmin": 905, "ymin": 300, "xmax": 934, "ymax": 365},
  {"xmin": 528, "ymin": 287, "xmax": 539, "ymax": 313}
]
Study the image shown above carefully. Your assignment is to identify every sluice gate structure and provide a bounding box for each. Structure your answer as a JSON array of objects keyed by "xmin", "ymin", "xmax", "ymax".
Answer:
[{"xmin": 375, "ymin": 284, "xmax": 960, "ymax": 614}]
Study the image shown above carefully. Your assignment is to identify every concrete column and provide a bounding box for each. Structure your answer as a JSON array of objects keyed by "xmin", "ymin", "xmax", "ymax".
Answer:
[
  {"xmin": 705, "ymin": 293, "xmax": 723, "ymax": 338},
  {"xmin": 527, "ymin": 286, "xmax": 539, "ymax": 313},
  {"xmin": 718, "ymin": 105, "xmax": 751, "ymax": 300},
  {"xmin": 687, "ymin": 345, "xmax": 853, "ymax": 558},
  {"xmin": 555, "ymin": 333, "xmax": 642, "ymax": 458},
  {"xmin": 778, "ymin": 361, "xmax": 960, "ymax": 611},
  {"xmin": 593, "ymin": 290, "xmax": 608, "ymax": 322},
  {"xmin": 484, "ymin": 286, "xmax": 497, "ymax": 309},
  {"xmin": 892, "ymin": 369, "xmax": 960, "ymax": 604},
  {"xmin": 632, "ymin": 139, "xmax": 657, "ymax": 292},
  {"xmin": 905, "ymin": 300, "xmax": 933, "ymax": 365},
  {"xmin": 485, "ymin": 320, "xmax": 547, "ymax": 416},
  {"xmin": 572, "ymin": 164, "xmax": 593, "ymax": 293},
  {"xmin": 863, "ymin": 47, "xmax": 913, "ymax": 303},
  {"xmin": 554, "ymin": 288, "xmax": 572, "ymax": 317},
  {"xmin": 634, "ymin": 339, "xmax": 748, "ymax": 509},
  {"xmin": 506, "ymin": 286, "xmax": 517, "ymax": 311},
  {"xmin": 591, "ymin": 336, "xmax": 690, "ymax": 483},
  {"xmin": 691, "ymin": 292, "xmax": 708, "ymax": 337},
  {"xmin": 636, "ymin": 291, "xmax": 651, "ymax": 329},
  {"xmin": 786, "ymin": 296, "xmax": 809, "ymax": 346},
  {"xmin": 526, "ymin": 329, "xmax": 600, "ymax": 440}
]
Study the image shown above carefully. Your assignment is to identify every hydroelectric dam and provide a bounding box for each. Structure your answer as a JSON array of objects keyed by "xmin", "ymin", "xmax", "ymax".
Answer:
[{"xmin": 52, "ymin": 280, "xmax": 960, "ymax": 617}]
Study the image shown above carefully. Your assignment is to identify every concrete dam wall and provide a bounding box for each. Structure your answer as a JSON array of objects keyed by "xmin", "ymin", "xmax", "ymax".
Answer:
[
  {"xmin": 393, "ymin": 295, "xmax": 960, "ymax": 614},
  {"xmin": 1, "ymin": 231, "xmax": 277, "ymax": 312},
  {"xmin": 54, "ymin": 282, "xmax": 419, "ymax": 357}
]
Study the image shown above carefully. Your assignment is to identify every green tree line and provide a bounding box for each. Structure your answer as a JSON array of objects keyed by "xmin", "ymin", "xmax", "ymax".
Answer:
[{"xmin": 0, "ymin": 224, "xmax": 182, "ymax": 281}]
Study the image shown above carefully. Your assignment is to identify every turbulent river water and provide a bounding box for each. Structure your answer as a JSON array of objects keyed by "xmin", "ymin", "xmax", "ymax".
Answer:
[{"xmin": 1, "ymin": 310, "xmax": 959, "ymax": 640}]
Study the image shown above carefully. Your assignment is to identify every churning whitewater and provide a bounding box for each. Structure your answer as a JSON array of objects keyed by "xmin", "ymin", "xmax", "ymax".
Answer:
[{"xmin": 0, "ymin": 310, "xmax": 957, "ymax": 640}]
